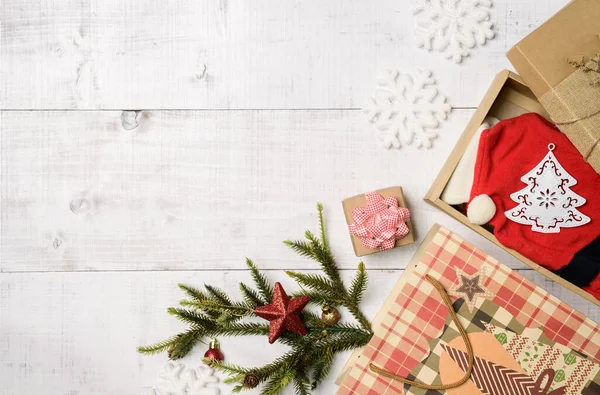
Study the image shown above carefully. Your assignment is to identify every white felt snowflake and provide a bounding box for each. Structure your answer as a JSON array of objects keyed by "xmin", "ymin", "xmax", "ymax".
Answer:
[
  {"xmin": 364, "ymin": 69, "xmax": 451, "ymax": 149},
  {"xmin": 149, "ymin": 363, "xmax": 221, "ymax": 395},
  {"xmin": 413, "ymin": 0, "xmax": 495, "ymax": 63}
]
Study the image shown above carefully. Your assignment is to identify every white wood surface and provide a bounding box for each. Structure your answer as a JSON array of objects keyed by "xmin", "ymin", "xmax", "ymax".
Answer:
[
  {"xmin": 1, "ymin": 0, "xmax": 568, "ymax": 110},
  {"xmin": 1, "ymin": 1, "xmax": 598, "ymax": 395}
]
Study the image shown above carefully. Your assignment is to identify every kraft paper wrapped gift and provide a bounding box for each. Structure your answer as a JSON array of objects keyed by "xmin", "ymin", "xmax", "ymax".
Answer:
[
  {"xmin": 507, "ymin": 0, "xmax": 600, "ymax": 174},
  {"xmin": 342, "ymin": 186, "xmax": 415, "ymax": 257}
]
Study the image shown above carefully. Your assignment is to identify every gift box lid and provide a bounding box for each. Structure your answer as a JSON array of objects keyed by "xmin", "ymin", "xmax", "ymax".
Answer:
[{"xmin": 507, "ymin": 0, "xmax": 600, "ymax": 173}]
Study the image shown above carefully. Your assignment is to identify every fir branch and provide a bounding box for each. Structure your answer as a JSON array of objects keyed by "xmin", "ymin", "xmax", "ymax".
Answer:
[
  {"xmin": 207, "ymin": 359, "xmax": 248, "ymax": 375},
  {"xmin": 246, "ymin": 258, "xmax": 273, "ymax": 303},
  {"xmin": 311, "ymin": 346, "xmax": 334, "ymax": 388},
  {"xmin": 283, "ymin": 239, "xmax": 313, "ymax": 259},
  {"xmin": 290, "ymin": 291, "xmax": 344, "ymax": 307},
  {"xmin": 239, "ymin": 283, "xmax": 264, "ymax": 308},
  {"xmin": 251, "ymin": 350, "xmax": 303, "ymax": 382},
  {"xmin": 349, "ymin": 262, "xmax": 368, "ymax": 305},
  {"xmin": 178, "ymin": 284, "xmax": 207, "ymax": 302},
  {"xmin": 262, "ymin": 369, "xmax": 295, "ymax": 395},
  {"xmin": 167, "ymin": 307, "xmax": 217, "ymax": 329},
  {"xmin": 293, "ymin": 366, "xmax": 311, "ymax": 395},
  {"xmin": 285, "ymin": 271, "xmax": 339, "ymax": 297},
  {"xmin": 138, "ymin": 329, "xmax": 202, "ymax": 360},
  {"xmin": 307, "ymin": 240, "xmax": 343, "ymax": 288},
  {"xmin": 316, "ymin": 202, "xmax": 329, "ymax": 252},
  {"xmin": 217, "ymin": 311, "xmax": 240, "ymax": 326},
  {"xmin": 304, "ymin": 230, "xmax": 320, "ymax": 247},
  {"xmin": 166, "ymin": 329, "xmax": 202, "ymax": 360},
  {"xmin": 178, "ymin": 284, "xmax": 221, "ymax": 319},
  {"xmin": 346, "ymin": 302, "xmax": 372, "ymax": 333},
  {"xmin": 139, "ymin": 204, "xmax": 374, "ymax": 394},
  {"xmin": 319, "ymin": 331, "xmax": 372, "ymax": 353},
  {"xmin": 214, "ymin": 322, "xmax": 270, "ymax": 337},
  {"xmin": 223, "ymin": 373, "xmax": 246, "ymax": 385},
  {"xmin": 307, "ymin": 323, "xmax": 369, "ymax": 337},
  {"xmin": 204, "ymin": 284, "xmax": 234, "ymax": 305},
  {"xmin": 137, "ymin": 333, "xmax": 181, "ymax": 355},
  {"xmin": 294, "ymin": 378, "xmax": 311, "ymax": 395},
  {"xmin": 190, "ymin": 300, "xmax": 254, "ymax": 316}
]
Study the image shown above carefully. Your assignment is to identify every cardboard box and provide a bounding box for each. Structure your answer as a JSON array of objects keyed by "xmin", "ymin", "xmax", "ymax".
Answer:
[
  {"xmin": 507, "ymin": 0, "xmax": 600, "ymax": 174},
  {"xmin": 342, "ymin": 186, "xmax": 415, "ymax": 257},
  {"xmin": 425, "ymin": 69, "xmax": 600, "ymax": 307}
]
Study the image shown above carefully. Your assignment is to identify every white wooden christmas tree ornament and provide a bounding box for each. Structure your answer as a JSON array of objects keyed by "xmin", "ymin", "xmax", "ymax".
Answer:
[
  {"xmin": 413, "ymin": 0, "xmax": 495, "ymax": 63},
  {"xmin": 504, "ymin": 143, "xmax": 591, "ymax": 233},
  {"xmin": 364, "ymin": 69, "xmax": 451, "ymax": 149}
]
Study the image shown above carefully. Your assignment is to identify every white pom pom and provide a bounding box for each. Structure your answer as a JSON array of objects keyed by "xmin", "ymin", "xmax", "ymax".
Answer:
[{"xmin": 467, "ymin": 194, "xmax": 496, "ymax": 225}]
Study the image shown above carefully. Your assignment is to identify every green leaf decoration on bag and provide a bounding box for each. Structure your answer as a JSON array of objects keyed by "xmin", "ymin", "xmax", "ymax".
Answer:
[
  {"xmin": 494, "ymin": 333, "xmax": 507, "ymax": 345},
  {"xmin": 563, "ymin": 353, "xmax": 577, "ymax": 365},
  {"xmin": 554, "ymin": 369, "xmax": 566, "ymax": 383}
]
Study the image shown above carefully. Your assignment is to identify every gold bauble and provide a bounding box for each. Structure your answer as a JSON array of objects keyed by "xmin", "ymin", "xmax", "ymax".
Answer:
[{"xmin": 321, "ymin": 304, "xmax": 341, "ymax": 326}]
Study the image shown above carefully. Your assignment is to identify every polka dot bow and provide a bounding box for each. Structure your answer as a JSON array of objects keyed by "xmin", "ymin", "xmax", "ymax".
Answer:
[{"xmin": 349, "ymin": 192, "xmax": 411, "ymax": 251}]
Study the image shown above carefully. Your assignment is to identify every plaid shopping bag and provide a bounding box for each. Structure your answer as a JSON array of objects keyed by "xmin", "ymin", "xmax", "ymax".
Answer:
[{"xmin": 337, "ymin": 225, "xmax": 600, "ymax": 395}]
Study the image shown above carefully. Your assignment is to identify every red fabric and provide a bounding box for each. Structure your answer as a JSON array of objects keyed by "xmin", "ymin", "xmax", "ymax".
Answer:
[{"xmin": 469, "ymin": 113, "xmax": 600, "ymax": 298}]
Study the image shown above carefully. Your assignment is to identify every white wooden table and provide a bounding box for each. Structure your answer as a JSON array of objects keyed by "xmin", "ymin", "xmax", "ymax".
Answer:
[{"xmin": 1, "ymin": 1, "xmax": 598, "ymax": 394}]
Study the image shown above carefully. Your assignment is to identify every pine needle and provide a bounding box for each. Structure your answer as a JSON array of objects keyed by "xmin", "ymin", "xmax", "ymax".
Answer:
[
  {"xmin": 316, "ymin": 202, "xmax": 329, "ymax": 252},
  {"xmin": 349, "ymin": 262, "xmax": 368, "ymax": 305},
  {"xmin": 283, "ymin": 239, "xmax": 313, "ymax": 258},
  {"xmin": 167, "ymin": 307, "xmax": 217, "ymax": 328},
  {"xmin": 178, "ymin": 283, "xmax": 207, "ymax": 302},
  {"xmin": 293, "ymin": 367, "xmax": 311, "ymax": 395},
  {"xmin": 311, "ymin": 346, "xmax": 334, "ymax": 387},
  {"xmin": 204, "ymin": 284, "xmax": 234, "ymax": 305},
  {"xmin": 207, "ymin": 360, "xmax": 248, "ymax": 375},
  {"xmin": 246, "ymin": 258, "xmax": 273, "ymax": 303},
  {"xmin": 239, "ymin": 283, "xmax": 264, "ymax": 308},
  {"xmin": 262, "ymin": 369, "xmax": 295, "ymax": 395},
  {"xmin": 285, "ymin": 271, "xmax": 339, "ymax": 296},
  {"xmin": 137, "ymin": 333, "xmax": 180, "ymax": 355}
]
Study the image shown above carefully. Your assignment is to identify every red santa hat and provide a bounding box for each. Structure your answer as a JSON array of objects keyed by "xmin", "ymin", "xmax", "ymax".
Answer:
[{"xmin": 468, "ymin": 113, "xmax": 600, "ymax": 299}]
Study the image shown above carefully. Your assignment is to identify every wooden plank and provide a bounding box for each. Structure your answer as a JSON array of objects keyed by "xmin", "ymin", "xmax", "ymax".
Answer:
[
  {"xmin": 1, "ymin": 109, "xmax": 534, "ymax": 272},
  {"xmin": 1, "ymin": 268, "xmax": 597, "ymax": 395},
  {"xmin": 0, "ymin": 0, "xmax": 568, "ymax": 110}
]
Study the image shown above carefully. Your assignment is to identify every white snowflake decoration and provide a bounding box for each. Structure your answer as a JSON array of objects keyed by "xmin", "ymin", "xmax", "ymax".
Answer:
[
  {"xmin": 413, "ymin": 0, "xmax": 495, "ymax": 63},
  {"xmin": 149, "ymin": 363, "xmax": 221, "ymax": 395},
  {"xmin": 364, "ymin": 69, "xmax": 451, "ymax": 149},
  {"xmin": 505, "ymin": 143, "xmax": 591, "ymax": 234}
]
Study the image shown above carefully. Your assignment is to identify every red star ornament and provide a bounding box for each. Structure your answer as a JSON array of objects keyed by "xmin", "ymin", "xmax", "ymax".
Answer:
[{"xmin": 254, "ymin": 282, "xmax": 310, "ymax": 344}]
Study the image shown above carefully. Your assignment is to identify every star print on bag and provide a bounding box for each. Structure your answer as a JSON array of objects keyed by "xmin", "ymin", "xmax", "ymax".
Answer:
[{"xmin": 449, "ymin": 266, "xmax": 494, "ymax": 312}]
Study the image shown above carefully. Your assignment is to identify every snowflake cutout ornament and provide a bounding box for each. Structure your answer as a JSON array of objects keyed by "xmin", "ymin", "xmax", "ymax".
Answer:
[
  {"xmin": 149, "ymin": 363, "xmax": 221, "ymax": 395},
  {"xmin": 413, "ymin": 0, "xmax": 495, "ymax": 63},
  {"xmin": 505, "ymin": 143, "xmax": 591, "ymax": 233},
  {"xmin": 364, "ymin": 69, "xmax": 451, "ymax": 149}
]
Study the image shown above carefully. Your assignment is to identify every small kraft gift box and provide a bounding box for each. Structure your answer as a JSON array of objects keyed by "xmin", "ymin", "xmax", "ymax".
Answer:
[
  {"xmin": 426, "ymin": 0, "xmax": 600, "ymax": 307},
  {"xmin": 342, "ymin": 186, "xmax": 415, "ymax": 257}
]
